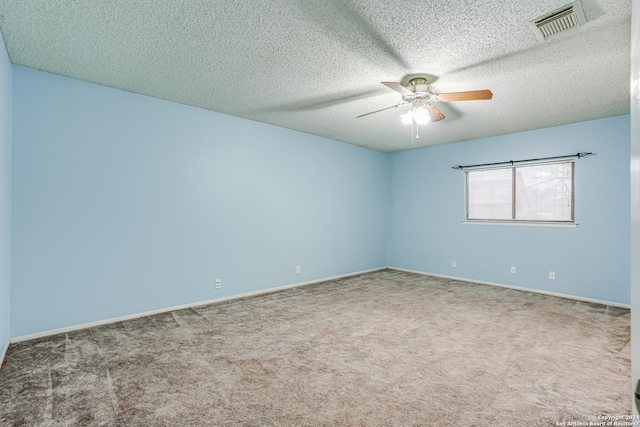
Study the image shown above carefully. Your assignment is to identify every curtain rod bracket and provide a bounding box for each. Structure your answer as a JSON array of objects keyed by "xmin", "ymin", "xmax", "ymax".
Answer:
[{"xmin": 577, "ymin": 152, "xmax": 595, "ymax": 158}]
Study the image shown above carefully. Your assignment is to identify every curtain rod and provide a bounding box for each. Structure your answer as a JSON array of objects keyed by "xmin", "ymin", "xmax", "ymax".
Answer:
[{"xmin": 451, "ymin": 152, "xmax": 596, "ymax": 170}]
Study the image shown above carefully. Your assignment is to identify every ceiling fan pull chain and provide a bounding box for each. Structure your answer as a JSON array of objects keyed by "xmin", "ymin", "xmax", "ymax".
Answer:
[{"xmin": 411, "ymin": 120, "xmax": 415, "ymax": 144}]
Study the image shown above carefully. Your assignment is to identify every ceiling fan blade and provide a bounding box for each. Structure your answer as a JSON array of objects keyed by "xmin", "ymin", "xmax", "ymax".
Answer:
[
  {"xmin": 425, "ymin": 105, "xmax": 446, "ymax": 122},
  {"xmin": 357, "ymin": 102, "xmax": 406, "ymax": 118},
  {"xmin": 436, "ymin": 90, "xmax": 493, "ymax": 102},
  {"xmin": 381, "ymin": 82, "xmax": 414, "ymax": 96}
]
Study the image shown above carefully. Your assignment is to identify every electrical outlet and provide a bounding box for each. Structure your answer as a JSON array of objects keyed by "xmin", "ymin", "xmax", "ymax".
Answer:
[
  {"xmin": 549, "ymin": 271, "xmax": 556, "ymax": 280},
  {"xmin": 215, "ymin": 278, "xmax": 221, "ymax": 289},
  {"xmin": 296, "ymin": 265, "xmax": 301, "ymax": 274},
  {"xmin": 451, "ymin": 260, "xmax": 457, "ymax": 268},
  {"xmin": 510, "ymin": 266, "xmax": 517, "ymax": 274}
]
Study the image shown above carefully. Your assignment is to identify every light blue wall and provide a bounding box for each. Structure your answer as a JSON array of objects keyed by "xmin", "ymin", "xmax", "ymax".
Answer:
[
  {"xmin": 11, "ymin": 66, "xmax": 388, "ymax": 337},
  {"xmin": 0, "ymin": 31, "xmax": 11, "ymax": 351},
  {"xmin": 9, "ymin": 63, "xmax": 631, "ymax": 337},
  {"xmin": 388, "ymin": 115, "xmax": 631, "ymax": 305}
]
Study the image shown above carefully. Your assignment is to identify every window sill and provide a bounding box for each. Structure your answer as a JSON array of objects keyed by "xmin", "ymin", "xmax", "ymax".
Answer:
[{"xmin": 462, "ymin": 220, "xmax": 578, "ymax": 228}]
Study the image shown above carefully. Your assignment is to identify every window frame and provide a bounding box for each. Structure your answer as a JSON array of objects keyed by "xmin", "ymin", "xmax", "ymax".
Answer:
[{"xmin": 464, "ymin": 160, "xmax": 575, "ymax": 225}]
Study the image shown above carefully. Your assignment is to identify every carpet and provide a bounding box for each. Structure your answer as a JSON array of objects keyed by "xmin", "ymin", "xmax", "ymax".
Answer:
[{"xmin": 0, "ymin": 270, "xmax": 631, "ymax": 426}]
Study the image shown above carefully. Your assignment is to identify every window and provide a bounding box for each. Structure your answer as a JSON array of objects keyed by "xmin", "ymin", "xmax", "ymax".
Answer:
[{"xmin": 466, "ymin": 161, "xmax": 574, "ymax": 223}]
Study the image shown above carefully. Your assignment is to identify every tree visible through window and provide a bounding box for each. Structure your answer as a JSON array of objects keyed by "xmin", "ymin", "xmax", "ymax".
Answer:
[{"xmin": 466, "ymin": 161, "xmax": 574, "ymax": 222}]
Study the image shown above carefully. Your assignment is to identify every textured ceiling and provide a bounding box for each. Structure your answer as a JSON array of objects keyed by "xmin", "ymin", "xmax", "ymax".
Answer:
[{"xmin": 0, "ymin": 0, "xmax": 631, "ymax": 152}]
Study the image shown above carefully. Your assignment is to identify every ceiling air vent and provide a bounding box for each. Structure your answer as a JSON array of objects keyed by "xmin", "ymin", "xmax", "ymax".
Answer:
[{"xmin": 529, "ymin": 1, "xmax": 586, "ymax": 42}]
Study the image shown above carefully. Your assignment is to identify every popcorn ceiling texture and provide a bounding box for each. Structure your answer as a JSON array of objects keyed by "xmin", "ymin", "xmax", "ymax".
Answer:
[
  {"xmin": 0, "ymin": 0, "xmax": 631, "ymax": 152},
  {"xmin": 0, "ymin": 270, "xmax": 630, "ymax": 426}
]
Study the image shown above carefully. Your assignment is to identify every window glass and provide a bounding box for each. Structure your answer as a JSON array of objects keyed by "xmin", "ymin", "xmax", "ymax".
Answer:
[
  {"xmin": 515, "ymin": 163, "xmax": 573, "ymax": 221},
  {"xmin": 467, "ymin": 168, "xmax": 512, "ymax": 220},
  {"xmin": 466, "ymin": 161, "xmax": 574, "ymax": 222}
]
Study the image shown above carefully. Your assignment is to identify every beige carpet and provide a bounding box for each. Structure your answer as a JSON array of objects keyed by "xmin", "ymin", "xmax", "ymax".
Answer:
[{"xmin": 0, "ymin": 270, "xmax": 631, "ymax": 426}]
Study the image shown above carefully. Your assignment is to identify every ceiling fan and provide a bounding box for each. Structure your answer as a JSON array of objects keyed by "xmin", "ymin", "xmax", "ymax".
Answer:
[{"xmin": 357, "ymin": 77, "xmax": 493, "ymax": 125}]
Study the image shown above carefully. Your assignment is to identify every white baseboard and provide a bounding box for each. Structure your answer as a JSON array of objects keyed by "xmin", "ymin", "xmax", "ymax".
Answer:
[
  {"xmin": 10, "ymin": 267, "xmax": 387, "ymax": 344},
  {"xmin": 388, "ymin": 267, "xmax": 631, "ymax": 309},
  {"xmin": 0, "ymin": 339, "xmax": 8, "ymax": 369}
]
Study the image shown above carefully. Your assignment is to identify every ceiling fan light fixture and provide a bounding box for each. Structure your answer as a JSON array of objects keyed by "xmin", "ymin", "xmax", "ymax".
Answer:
[
  {"xmin": 413, "ymin": 108, "xmax": 430, "ymax": 125},
  {"xmin": 400, "ymin": 110, "xmax": 414, "ymax": 124},
  {"xmin": 401, "ymin": 107, "xmax": 430, "ymax": 125}
]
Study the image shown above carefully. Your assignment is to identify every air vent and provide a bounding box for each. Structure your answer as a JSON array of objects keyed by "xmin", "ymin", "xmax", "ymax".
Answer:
[{"xmin": 529, "ymin": 1, "xmax": 586, "ymax": 42}]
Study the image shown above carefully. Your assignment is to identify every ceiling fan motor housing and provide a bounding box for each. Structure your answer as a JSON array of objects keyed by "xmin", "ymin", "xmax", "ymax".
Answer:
[{"xmin": 403, "ymin": 78, "xmax": 435, "ymax": 104}]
